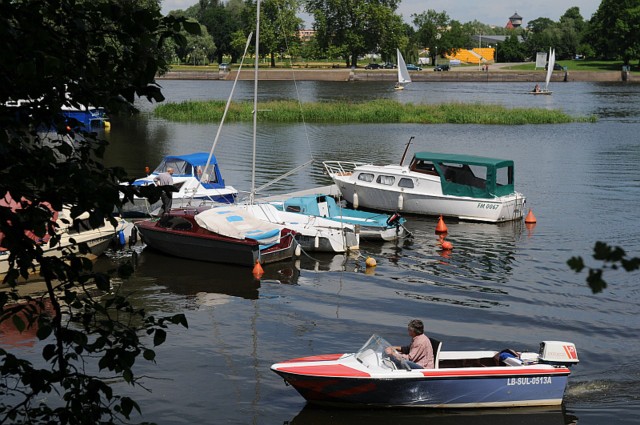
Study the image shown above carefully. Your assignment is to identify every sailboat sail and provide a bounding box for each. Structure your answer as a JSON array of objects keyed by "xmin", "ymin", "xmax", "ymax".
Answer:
[
  {"xmin": 397, "ymin": 49, "xmax": 411, "ymax": 84},
  {"xmin": 545, "ymin": 48, "xmax": 555, "ymax": 90}
]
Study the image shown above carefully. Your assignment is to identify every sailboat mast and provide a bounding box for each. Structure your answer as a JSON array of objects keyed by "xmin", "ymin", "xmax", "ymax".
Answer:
[{"xmin": 251, "ymin": 0, "xmax": 261, "ymax": 205}]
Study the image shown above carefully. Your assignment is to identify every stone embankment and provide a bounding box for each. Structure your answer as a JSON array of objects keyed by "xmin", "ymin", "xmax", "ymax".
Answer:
[{"xmin": 158, "ymin": 67, "xmax": 633, "ymax": 82}]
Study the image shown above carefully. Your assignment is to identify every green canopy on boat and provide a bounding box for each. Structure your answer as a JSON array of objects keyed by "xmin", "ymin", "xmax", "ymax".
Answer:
[{"xmin": 411, "ymin": 152, "xmax": 515, "ymax": 199}]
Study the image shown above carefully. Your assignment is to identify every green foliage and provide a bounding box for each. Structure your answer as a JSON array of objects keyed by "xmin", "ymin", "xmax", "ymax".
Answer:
[
  {"xmin": 568, "ymin": 242, "xmax": 640, "ymax": 293},
  {"xmin": 243, "ymin": 0, "xmax": 303, "ymax": 67},
  {"xmin": 153, "ymin": 99, "xmax": 597, "ymax": 124},
  {"xmin": 306, "ymin": 0, "xmax": 402, "ymax": 67},
  {"xmin": 589, "ymin": 0, "xmax": 640, "ymax": 64},
  {"xmin": 0, "ymin": 0, "xmax": 193, "ymax": 423}
]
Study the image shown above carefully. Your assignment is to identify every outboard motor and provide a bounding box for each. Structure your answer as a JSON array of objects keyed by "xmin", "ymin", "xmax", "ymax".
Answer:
[
  {"xmin": 386, "ymin": 212, "xmax": 402, "ymax": 226},
  {"xmin": 538, "ymin": 341, "xmax": 579, "ymax": 367}
]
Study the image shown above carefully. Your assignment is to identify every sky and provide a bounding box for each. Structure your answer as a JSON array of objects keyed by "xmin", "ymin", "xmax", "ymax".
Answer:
[{"xmin": 161, "ymin": 0, "xmax": 601, "ymax": 28}]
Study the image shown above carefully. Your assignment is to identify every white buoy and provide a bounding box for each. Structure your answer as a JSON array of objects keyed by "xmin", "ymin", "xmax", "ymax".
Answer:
[
  {"xmin": 295, "ymin": 244, "xmax": 301, "ymax": 257},
  {"xmin": 314, "ymin": 234, "xmax": 320, "ymax": 249},
  {"xmin": 397, "ymin": 193, "xmax": 404, "ymax": 210},
  {"xmin": 353, "ymin": 191, "xmax": 359, "ymax": 209}
]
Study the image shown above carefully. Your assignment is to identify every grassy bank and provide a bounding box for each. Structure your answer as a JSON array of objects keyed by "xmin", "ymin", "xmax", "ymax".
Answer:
[
  {"xmin": 154, "ymin": 99, "xmax": 596, "ymax": 124},
  {"xmin": 502, "ymin": 60, "xmax": 638, "ymax": 72}
]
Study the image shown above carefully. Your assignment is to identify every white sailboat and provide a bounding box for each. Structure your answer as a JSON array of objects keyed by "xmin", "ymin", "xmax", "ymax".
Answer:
[
  {"xmin": 395, "ymin": 49, "xmax": 411, "ymax": 90},
  {"xmin": 530, "ymin": 48, "xmax": 554, "ymax": 95}
]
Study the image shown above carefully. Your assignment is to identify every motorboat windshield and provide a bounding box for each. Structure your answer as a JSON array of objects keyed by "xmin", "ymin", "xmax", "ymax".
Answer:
[{"xmin": 355, "ymin": 334, "xmax": 411, "ymax": 371}]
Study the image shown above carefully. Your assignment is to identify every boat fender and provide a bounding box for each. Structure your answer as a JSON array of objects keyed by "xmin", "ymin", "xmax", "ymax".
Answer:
[
  {"xmin": 387, "ymin": 212, "xmax": 402, "ymax": 226},
  {"xmin": 295, "ymin": 243, "xmax": 301, "ymax": 257},
  {"xmin": 314, "ymin": 234, "xmax": 320, "ymax": 249},
  {"xmin": 129, "ymin": 227, "xmax": 138, "ymax": 247},
  {"xmin": 118, "ymin": 230, "xmax": 126, "ymax": 247},
  {"xmin": 397, "ymin": 193, "xmax": 404, "ymax": 210},
  {"xmin": 353, "ymin": 192, "xmax": 359, "ymax": 209}
]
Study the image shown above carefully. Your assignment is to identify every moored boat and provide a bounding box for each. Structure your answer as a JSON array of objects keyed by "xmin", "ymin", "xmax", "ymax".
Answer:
[
  {"xmin": 60, "ymin": 104, "xmax": 110, "ymax": 131},
  {"xmin": 135, "ymin": 206, "xmax": 297, "ymax": 267},
  {"xmin": 120, "ymin": 152, "xmax": 238, "ymax": 217},
  {"xmin": 242, "ymin": 203, "xmax": 360, "ymax": 253},
  {"xmin": 269, "ymin": 194, "xmax": 405, "ymax": 241},
  {"xmin": 271, "ymin": 334, "xmax": 579, "ymax": 408},
  {"xmin": 1, "ymin": 209, "xmax": 126, "ymax": 275},
  {"xmin": 323, "ymin": 151, "xmax": 526, "ymax": 223}
]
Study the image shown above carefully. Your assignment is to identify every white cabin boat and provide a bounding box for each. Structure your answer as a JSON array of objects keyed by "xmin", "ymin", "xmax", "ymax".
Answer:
[{"xmin": 324, "ymin": 152, "xmax": 526, "ymax": 223}]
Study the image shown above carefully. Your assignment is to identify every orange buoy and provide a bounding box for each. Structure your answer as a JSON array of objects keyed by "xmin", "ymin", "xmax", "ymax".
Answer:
[
  {"xmin": 365, "ymin": 257, "xmax": 377, "ymax": 268},
  {"xmin": 441, "ymin": 241, "xmax": 453, "ymax": 250},
  {"xmin": 435, "ymin": 215, "xmax": 448, "ymax": 234},
  {"xmin": 252, "ymin": 260, "xmax": 264, "ymax": 278},
  {"xmin": 525, "ymin": 209, "xmax": 537, "ymax": 224}
]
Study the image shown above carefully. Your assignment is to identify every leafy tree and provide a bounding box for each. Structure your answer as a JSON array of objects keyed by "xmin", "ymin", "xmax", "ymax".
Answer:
[
  {"xmin": 589, "ymin": 0, "xmax": 640, "ymax": 65},
  {"xmin": 568, "ymin": 242, "xmax": 640, "ymax": 294},
  {"xmin": 523, "ymin": 17, "xmax": 562, "ymax": 60},
  {"xmin": 498, "ymin": 33, "xmax": 527, "ymax": 62},
  {"xmin": 412, "ymin": 10, "xmax": 449, "ymax": 66},
  {"xmin": 0, "ymin": 0, "xmax": 193, "ymax": 422},
  {"xmin": 191, "ymin": 0, "xmax": 244, "ymax": 64},
  {"xmin": 306, "ymin": 0, "xmax": 401, "ymax": 67},
  {"xmin": 241, "ymin": 0, "xmax": 303, "ymax": 68}
]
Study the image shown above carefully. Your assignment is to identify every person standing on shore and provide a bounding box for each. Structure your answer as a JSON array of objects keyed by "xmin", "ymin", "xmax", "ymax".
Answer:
[{"xmin": 153, "ymin": 167, "xmax": 174, "ymax": 215}]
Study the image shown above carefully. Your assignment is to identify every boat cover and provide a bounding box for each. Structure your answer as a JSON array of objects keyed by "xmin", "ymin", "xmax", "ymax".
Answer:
[
  {"xmin": 194, "ymin": 206, "xmax": 281, "ymax": 244},
  {"xmin": 151, "ymin": 152, "xmax": 227, "ymax": 189},
  {"xmin": 413, "ymin": 152, "xmax": 515, "ymax": 198}
]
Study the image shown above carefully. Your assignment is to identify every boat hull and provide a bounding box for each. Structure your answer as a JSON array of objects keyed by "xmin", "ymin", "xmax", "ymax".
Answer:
[
  {"xmin": 275, "ymin": 370, "xmax": 568, "ymax": 408},
  {"xmin": 336, "ymin": 180, "xmax": 525, "ymax": 223},
  {"xmin": 135, "ymin": 212, "xmax": 296, "ymax": 267},
  {"xmin": 1, "ymin": 218, "xmax": 125, "ymax": 275},
  {"xmin": 120, "ymin": 195, "xmax": 236, "ymax": 218}
]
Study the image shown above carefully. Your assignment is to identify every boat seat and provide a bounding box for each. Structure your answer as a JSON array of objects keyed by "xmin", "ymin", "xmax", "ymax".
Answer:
[{"xmin": 430, "ymin": 337, "xmax": 442, "ymax": 369}]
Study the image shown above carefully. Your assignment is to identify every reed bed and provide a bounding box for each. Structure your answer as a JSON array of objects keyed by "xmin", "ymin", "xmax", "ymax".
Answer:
[{"xmin": 154, "ymin": 99, "xmax": 597, "ymax": 124}]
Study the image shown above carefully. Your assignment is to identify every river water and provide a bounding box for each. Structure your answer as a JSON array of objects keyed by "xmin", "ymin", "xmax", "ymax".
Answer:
[{"xmin": 9, "ymin": 80, "xmax": 640, "ymax": 424}]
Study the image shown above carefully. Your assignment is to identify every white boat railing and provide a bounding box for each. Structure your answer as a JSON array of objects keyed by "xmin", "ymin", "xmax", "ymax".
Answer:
[{"xmin": 323, "ymin": 160, "xmax": 367, "ymax": 176}]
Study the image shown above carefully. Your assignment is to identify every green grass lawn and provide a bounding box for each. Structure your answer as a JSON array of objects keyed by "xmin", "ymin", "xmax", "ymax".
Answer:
[{"xmin": 500, "ymin": 60, "xmax": 637, "ymax": 72}]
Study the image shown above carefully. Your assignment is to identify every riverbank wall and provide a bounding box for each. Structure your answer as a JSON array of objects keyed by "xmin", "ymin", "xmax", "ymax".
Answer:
[{"xmin": 158, "ymin": 68, "xmax": 634, "ymax": 83}]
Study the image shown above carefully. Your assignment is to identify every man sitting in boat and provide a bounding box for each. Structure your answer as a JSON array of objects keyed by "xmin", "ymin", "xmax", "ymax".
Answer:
[
  {"xmin": 385, "ymin": 319, "xmax": 434, "ymax": 369},
  {"xmin": 533, "ymin": 83, "xmax": 541, "ymax": 93}
]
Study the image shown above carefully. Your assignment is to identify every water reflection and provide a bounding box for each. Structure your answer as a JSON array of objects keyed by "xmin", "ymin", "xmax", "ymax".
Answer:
[
  {"xmin": 131, "ymin": 249, "xmax": 300, "ymax": 301},
  {"xmin": 286, "ymin": 405, "xmax": 578, "ymax": 425}
]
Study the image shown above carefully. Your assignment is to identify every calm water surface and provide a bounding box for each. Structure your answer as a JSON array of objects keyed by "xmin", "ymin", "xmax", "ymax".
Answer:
[{"xmin": 10, "ymin": 80, "xmax": 640, "ymax": 424}]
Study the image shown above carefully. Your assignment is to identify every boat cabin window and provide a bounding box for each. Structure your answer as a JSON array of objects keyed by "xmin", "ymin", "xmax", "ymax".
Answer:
[
  {"xmin": 439, "ymin": 163, "xmax": 487, "ymax": 189},
  {"xmin": 154, "ymin": 159, "xmax": 193, "ymax": 176},
  {"xmin": 409, "ymin": 159, "xmax": 438, "ymax": 175},
  {"xmin": 157, "ymin": 216, "xmax": 193, "ymax": 231},
  {"xmin": 398, "ymin": 178, "xmax": 414, "ymax": 188},
  {"xmin": 196, "ymin": 165, "xmax": 218, "ymax": 183},
  {"xmin": 496, "ymin": 166, "xmax": 513, "ymax": 186},
  {"xmin": 376, "ymin": 175, "xmax": 395, "ymax": 186},
  {"xmin": 357, "ymin": 173, "xmax": 374, "ymax": 182}
]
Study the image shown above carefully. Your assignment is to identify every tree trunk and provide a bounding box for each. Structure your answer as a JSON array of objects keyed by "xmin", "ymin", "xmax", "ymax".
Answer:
[{"xmin": 270, "ymin": 52, "xmax": 276, "ymax": 68}]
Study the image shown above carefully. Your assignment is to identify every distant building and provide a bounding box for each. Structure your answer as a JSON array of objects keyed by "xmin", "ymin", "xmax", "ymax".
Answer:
[
  {"xmin": 507, "ymin": 12, "xmax": 523, "ymax": 28},
  {"xmin": 297, "ymin": 29, "xmax": 315, "ymax": 42}
]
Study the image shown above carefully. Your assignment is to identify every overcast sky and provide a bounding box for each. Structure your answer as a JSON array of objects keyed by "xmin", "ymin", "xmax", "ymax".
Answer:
[{"xmin": 161, "ymin": 0, "xmax": 601, "ymax": 28}]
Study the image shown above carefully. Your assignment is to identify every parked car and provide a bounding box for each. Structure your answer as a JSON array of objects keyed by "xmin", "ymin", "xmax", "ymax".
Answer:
[
  {"xmin": 383, "ymin": 62, "xmax": 397, "ymax": 69},
  {"xmin": 364, "ymin": 63, "xmax": 382, "ymax": 70},
  {"xmin": 434, "ymin": 64, "xmax": 450, "ymax": 71},
  {"xmin": 405, "ymin": 64, "xmax": 422, "ymax": 71},
  {"xmin": 545, "ymin": 63, "xmax": 564, "ymax": 71},
  {"xmin": 219, "ymin": 63, "xmax": 230, "ymax": 71}
]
